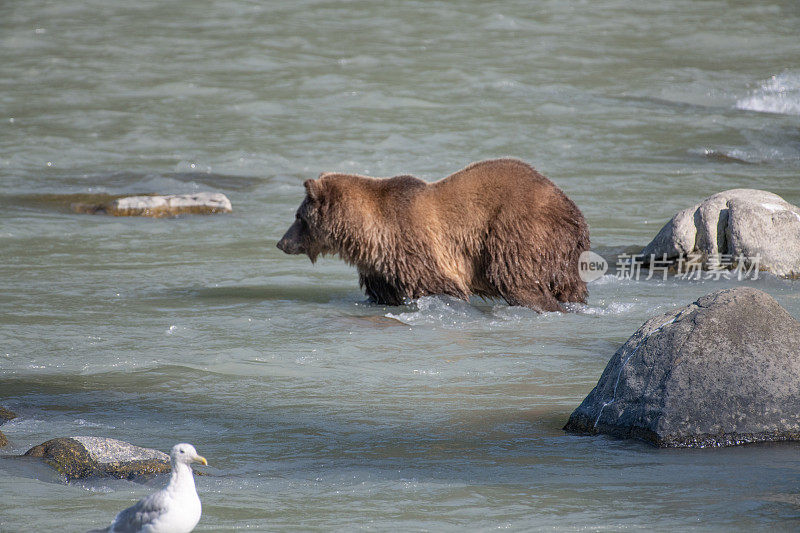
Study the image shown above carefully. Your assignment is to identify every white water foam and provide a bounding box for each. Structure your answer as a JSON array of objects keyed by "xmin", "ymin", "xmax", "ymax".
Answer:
[
  {"xmin": 386, "ymin": 293, "xmax": 640, "ymax": 329},
  {"xmin": 385, "ymin": 296, "xmax": 484, "ymax": 328},
  {"xmin": 736, "ymin": 72, "xmax": 800, "ymax": 115},
  {"xmin": 567, "ymin": 301, "xmax": 637, "ymax": 316}
]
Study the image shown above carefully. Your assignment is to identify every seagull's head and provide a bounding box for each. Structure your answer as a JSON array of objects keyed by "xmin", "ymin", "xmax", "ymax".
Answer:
[{"xmin": 170, "ymin": 443, "xmax": 208, "ymax": 467}]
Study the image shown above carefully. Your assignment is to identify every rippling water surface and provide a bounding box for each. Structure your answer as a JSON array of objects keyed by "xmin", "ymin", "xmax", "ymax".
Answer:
[{"xmin": 2, "ymin": 1, "xmax": 800, "ymax": 531}]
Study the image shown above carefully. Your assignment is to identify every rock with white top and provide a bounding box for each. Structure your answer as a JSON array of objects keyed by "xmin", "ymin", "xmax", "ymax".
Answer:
[
  {"xmin": 72, "ymin": 192, "xmax": 232, "ymax": 217},
  {"xmin": 23, "ymin": 436, "xmax": 171, "ymax": 481},
  {"xmin": 105, "ymin": 192, "xmax": 232, "ymax": 217},
  {"xmin": 641, "ymin": 189, "xmax": 800, "ymax": 277}
]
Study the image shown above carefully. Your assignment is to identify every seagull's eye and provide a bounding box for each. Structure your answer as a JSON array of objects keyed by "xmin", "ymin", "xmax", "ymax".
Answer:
[{"xmin": 180, "ymin": 449, "xmax": 185, "ymax": 454}]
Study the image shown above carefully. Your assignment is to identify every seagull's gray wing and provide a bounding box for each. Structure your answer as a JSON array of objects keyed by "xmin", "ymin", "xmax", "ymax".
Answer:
[{"xmin": 107, "ymin": 489, "xmax": 169, "ymax": 533}]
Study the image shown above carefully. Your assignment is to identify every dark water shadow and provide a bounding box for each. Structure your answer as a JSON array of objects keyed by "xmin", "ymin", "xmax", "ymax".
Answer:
[
  {"xmin": 56, "ymin": 171, "xmax": 260, "ymax": 192},
  {"xmin": 689, "ymin": 149, "xmax": 756, "ymax": 165},
  {"xmin": 182, "ymin": 284, "xmax": 360, "ymax": 304},
  {"xmin": 0, "ymin": 454, "xmax": 65, "ymax": 483},
  {"xmin": 611, "ymin": 93, "xmax": 733, "ymax": 114},
  {"xmin": 6, "ymin": 192, "xmax": 134, "ymax": 213}
]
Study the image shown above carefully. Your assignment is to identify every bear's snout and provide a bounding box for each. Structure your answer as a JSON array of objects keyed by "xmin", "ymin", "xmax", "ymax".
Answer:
[
  {"xmin": 277, "ymin": 220, "xmax": 305, "ymax": 255},
  {"xmin": 277, "ymin": 235, "xmax": 302, "ymax": 254}
]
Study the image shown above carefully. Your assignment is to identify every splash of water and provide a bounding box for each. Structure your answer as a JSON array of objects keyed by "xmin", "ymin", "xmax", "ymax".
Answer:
[
  {"xmin": 736, "ymin": 71, "xmax": 800, "ymax": 116},
  {"xmin": 385, "ymin": 296, "xmax": 484, "ymax": 328}
]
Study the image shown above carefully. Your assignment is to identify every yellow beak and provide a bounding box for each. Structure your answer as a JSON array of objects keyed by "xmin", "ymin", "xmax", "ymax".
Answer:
[{"xmin": 194, "ymin": 455, "xmax": 208, "ymax": 466}]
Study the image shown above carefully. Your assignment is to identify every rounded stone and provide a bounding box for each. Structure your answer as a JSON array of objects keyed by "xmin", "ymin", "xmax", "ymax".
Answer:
[
  {"xmin": 641, "ymin": 189, "xmax": 800, "ymax": 278},
  {"xmin": 23, "ymin": 437, "xmax": 171, "ymax": 481},
  {"xmin": 564, "ymin": 287, "xmax": 800, "ymax": 447}
]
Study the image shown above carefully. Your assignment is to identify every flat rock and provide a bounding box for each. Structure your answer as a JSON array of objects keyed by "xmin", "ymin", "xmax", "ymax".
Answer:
[
  {"xmin": 564, "ymin": 287, "xmax": 800, "ymax": 447},
  {"xmin": 23, "ymin": 437, "xmax": 171, "ymax": 481},
  {"xmin": 641, "ymin": 189, "xmax": 800, "ymax": 277},
  {"xmin": 73, "ymin": 192, "xmax": 232, "ymax": 217}
]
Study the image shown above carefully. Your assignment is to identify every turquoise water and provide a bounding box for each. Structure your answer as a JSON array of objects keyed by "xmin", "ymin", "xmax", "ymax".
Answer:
[{"xmin": 1, "ymin": 1, "xmax": 800, "ymax": 531}]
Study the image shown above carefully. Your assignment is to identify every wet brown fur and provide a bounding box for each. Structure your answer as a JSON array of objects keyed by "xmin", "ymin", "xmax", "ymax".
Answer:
[{"xmin": 277, "ymin": 158, "xmax": 589, "ymax": 311}]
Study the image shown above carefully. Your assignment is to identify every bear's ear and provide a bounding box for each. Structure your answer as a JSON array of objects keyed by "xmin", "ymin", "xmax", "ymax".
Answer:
[{"xmin": 304, "ymin": 179, "xmax": 320, "ymax": 202}]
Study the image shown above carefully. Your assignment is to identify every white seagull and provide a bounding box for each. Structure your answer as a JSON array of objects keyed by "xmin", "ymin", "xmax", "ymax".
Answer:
[{"xmin": 90, "ymin": 443, "xmax": 208, "ymax": 533}]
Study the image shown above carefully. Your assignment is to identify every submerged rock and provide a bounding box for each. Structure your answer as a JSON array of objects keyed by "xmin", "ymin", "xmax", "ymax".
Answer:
[
  {"xmin": 72, "ymin": 192, "xmax": 232, "ymax": 217},
  {"xmin": 23, "ymin": 437, "xmax": 171, "ymax": 481},
  {"xmin": 564, "ymin": 287, "xmax": 800, "ymax": 447},
  {"xmin": 0, "ymin": 406, "xmax": 17, "ymax": 424},
  {"xmin": 0, "ymin": 407, "xmax": 16, "ymax": 448},
  {"xmin": 641, "ymin": 189, "xmax": 800, "ymax": 277}
]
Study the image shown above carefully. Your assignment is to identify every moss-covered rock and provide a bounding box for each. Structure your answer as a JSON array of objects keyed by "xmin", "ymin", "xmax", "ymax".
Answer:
[
  {"xmin": 23, "ymin": 437, "xmax": 171, "ymax": 481},
  {"xmin": 0, "ymin": 430, "xmax": 7, "ymax": 448},
  {"xmin": 0, "ymin": 406, "xmax": 17, "ymax": 424}
]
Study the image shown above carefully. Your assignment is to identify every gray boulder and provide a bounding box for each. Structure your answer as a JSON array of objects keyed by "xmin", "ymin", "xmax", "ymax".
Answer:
[
  {"xmin": 73, "ymin": 192, "xmax": 232, "ymax": 217},
  {"xmin": 23, "ymin": 436, "xmax": 171, "ymax": 481},
  {"xmin": 641, "ymin": 189, "xmax": 800, "ymax": 277},
  {"xmin": 564, "ymin": 287, "xmax": 800, "ymax": 447}
]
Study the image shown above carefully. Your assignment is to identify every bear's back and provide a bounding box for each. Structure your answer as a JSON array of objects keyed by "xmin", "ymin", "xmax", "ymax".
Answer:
[
  {"xmin": 427, "ymin": 158, "xmax": 571, "ymax": 220},
  {"xmin": 435, "ymin": 158, "xmax": 552, "ymax": 192}
]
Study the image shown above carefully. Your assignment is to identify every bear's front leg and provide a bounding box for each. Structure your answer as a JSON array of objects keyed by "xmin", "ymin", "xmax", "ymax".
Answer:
[
  {"xmin": 358, "ymin": 271, "xmax": 407, "ymax": 306},
  {"xmin": 501, "ymin": 285, "xmax": 565, "ymax": 313}
]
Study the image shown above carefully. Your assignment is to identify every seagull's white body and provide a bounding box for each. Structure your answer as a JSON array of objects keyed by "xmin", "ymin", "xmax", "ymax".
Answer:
[{"xmin": 93, "ymin": 443, "xmax": 207, "ymax": 533}]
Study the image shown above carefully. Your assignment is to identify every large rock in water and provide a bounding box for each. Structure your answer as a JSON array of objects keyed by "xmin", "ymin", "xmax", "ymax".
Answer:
[
  {"xmin": 23, "ymin": 437, "xmax": 171, "ymax": 480},
  {"xmin": 641, "ymin": 189, "xmax": 800, "ymax": 278},
  {"xmin": 564, "ymin": 287, "xmax": 800, "ymax": 447},
  {"xmin": 73, "ymin": 192, "xmax": 232, "ymax": 217}
]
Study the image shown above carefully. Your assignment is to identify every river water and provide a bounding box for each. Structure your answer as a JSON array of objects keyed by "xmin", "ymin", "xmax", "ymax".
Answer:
[{"xmin": 1, "ymin": 1, "xmax": 800, "ymax": 531}]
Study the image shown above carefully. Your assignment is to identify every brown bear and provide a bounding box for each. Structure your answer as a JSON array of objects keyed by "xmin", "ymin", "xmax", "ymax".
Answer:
[{"xmin": 277, "ymin": 158, "xmax": 589, "ymax": 311}]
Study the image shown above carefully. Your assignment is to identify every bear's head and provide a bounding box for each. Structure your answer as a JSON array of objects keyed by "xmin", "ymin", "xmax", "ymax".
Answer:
[{"xmin": 277, "ymin": 177, "xmax": 333, "ymax": 263}]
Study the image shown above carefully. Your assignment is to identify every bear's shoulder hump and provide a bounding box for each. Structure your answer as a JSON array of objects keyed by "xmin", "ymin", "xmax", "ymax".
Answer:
[{"xmin": 383, "ymin": 174, "xmax": 427, "ymax": 192}]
